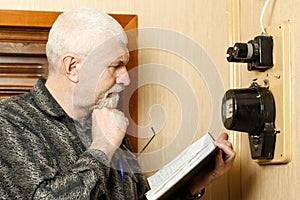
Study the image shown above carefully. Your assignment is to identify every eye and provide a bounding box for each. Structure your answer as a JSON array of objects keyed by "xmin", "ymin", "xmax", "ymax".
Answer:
[
  {"xmin": 108, "ymin": 62, "xmax": 125, "ymax": 74},
  {"xmin": 117, "ymin": 61, "xmax": 125, "ymax": 68},
  {"xmin": 110, "ymin": 61, "xmax": 125, "ymax": 69}
]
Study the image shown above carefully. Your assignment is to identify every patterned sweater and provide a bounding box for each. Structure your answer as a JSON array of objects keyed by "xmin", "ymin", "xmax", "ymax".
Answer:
[{"xmin": 0, "ymin": 79, "xmax": 147, "ymax": 200}]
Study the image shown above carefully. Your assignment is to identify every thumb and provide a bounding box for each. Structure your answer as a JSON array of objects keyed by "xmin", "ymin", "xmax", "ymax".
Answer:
[{"xmin": 112, "ymin": 109, "xmax": 129, "ymax": 132}]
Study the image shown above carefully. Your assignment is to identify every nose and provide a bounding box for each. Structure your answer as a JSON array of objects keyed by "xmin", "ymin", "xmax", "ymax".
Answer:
[{"xmin": 116, "ymin": 66, "xmax": 130, "ymax": 86}]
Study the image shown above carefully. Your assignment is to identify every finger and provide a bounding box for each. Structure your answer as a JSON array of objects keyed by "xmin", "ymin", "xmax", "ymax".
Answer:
[
  {"xmin": 111, "ymin": 108, "xmax": 125, "ymax": 116},
  {"xmin": 215, "ymin": 141, "xmax": 233, "ymax": 154},
  {"xmin": 92, "ymin": 107, "xmax": 109, "ymax": 117},
  {"xmin": 112, "ymin": 109, "xmax": 129, "ymax": 132},
  {"xmin": 215, "ymin": 133, "xmax": 233, "ymax": 151},
  {"xmin": 222, "ymin": 140, "xmax": 233, "ymax": 148},
  {"xmin": 215, "ymin": 149, "xmax": 223, "ymax": 165},
  {"xmin": 216, "ymin": 132, "xmax": 229, "ymax": 143},
  {"xmin": 214, "ymin": 141, "xmax": 236, "ymax": 161}
]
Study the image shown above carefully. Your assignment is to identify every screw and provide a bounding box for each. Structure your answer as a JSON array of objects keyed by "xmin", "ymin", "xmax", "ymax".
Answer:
[
  {"xmin": 274, "ymin": 75, "xmax": 281, "ymax": 79},
  {"xmin": 263, "ymin": 79, "xmax": 269, "ymax": 87}
]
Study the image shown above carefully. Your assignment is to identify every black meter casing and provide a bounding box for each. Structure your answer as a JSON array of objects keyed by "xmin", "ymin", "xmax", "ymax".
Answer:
[
  {"xmin": 226, "ymin": 35, "xmax": 273, "ymax": 71},
  {"xmin": 221, "ymin": 82, "xmax": 277, "ymax": 160}
]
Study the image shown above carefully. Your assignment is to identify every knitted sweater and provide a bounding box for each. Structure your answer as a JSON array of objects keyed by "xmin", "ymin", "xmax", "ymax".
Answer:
[{"xmin": 0, "ymin": 79, "xmax": 147, "ymax": 200}]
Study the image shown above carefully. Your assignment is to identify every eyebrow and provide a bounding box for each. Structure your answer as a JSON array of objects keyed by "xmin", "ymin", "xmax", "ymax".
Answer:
[{"xmin": 110, "ymin": 59, "xmax": 128, "ymax": 67}]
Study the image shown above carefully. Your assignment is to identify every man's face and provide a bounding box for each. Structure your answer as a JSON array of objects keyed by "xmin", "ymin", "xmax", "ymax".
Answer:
[
  {"xmin": 94, "ymin": 53, "xmax": 130, "ymax": 109},
  {"xmin": 72, "ymin": 38, "xmax": 130, "ymax": 118}
]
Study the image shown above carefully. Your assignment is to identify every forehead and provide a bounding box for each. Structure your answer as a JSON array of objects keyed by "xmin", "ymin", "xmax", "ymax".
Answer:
[{"xmin": 81, "ymin": 37, "xmax": 128, "ymax": 71}]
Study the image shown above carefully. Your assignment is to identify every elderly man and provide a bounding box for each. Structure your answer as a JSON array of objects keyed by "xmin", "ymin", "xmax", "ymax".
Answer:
[{"xmin": 0, "ymin": 8, "xmax": 235, "ymax": 199}]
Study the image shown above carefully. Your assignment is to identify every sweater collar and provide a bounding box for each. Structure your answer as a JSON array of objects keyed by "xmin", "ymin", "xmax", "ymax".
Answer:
[{"xmin": 31, "ymin": 78, "xmax": 66, "ymax": 117}]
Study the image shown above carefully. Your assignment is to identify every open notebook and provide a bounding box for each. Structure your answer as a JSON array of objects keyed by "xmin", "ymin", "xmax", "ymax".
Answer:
[{"xmin": 145, "ymin": 133, "xmax": 218, "ymax": 200}]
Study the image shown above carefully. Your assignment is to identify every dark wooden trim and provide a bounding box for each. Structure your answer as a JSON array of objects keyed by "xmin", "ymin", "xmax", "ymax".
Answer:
[{"xmin": 0, "ymin": 10, "xmax": 136, "ymax": 29}]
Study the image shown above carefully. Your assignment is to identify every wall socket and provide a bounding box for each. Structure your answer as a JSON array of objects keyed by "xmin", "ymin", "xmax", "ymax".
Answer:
[{"xmin": 249, "ymin": 22, "xmax": 291, "ymax": 164}]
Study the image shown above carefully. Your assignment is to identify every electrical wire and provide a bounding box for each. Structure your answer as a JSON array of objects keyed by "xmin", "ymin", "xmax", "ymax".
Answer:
[{"xmin": 260, "ymin": 0, "xmax": 271, "ymax": 34}]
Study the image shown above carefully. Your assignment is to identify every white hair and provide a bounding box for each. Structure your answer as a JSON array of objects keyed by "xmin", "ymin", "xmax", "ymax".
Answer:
[{"xmin": 46, "ymin": 8, "xmax": 128, "ymax": 75}]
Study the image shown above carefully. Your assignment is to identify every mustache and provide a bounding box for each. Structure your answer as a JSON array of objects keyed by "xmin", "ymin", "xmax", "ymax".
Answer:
[
  {"xmin": 102, "ymin": 83, "xmax": 125, "ymax": 99},
  {"xmin": 91, "ymin": 83, "xmax": 125, "ymax": 110}
]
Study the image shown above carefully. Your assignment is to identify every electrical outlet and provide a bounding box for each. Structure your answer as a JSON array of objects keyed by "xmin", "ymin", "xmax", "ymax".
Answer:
[{"xmin": 250, "ymin": 22, "xmax": 291, "ymax": 164}]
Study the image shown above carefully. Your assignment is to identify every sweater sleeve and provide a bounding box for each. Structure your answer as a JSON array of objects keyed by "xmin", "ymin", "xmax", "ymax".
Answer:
[
  {"xmin": 32, "ymin": 150, "xmax": 110, "ymax": 200},
  {"xmin": 0, "ymin": 120, "xmax": 111, "ymax": 200}
]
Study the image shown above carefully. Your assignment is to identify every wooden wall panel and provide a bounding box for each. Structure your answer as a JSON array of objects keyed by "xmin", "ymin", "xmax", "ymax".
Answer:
[{"xmin": 237, "ymin": 1, "xmax": 300, "ymax": 200}]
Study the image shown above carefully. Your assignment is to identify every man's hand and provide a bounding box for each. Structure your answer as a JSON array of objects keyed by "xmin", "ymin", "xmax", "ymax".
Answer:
[
  {"xmin": 188, "ymin": 132, "xmax": 236, "ymax": 196},
  {"xmin": 89, "ymin": 107, "xmax": 129, "ymax": 161},
  {"xmin": 211, "ymin": 132, "xmax": 236, "ymax": 179}
]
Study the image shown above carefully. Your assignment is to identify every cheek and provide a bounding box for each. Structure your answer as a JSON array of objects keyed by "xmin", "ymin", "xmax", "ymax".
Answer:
[{"xmin": 95, "ymin": 74, "xmax": 116, "ymax": 99}]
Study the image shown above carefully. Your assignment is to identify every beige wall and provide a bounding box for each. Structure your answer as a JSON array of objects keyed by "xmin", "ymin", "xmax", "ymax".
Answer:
[
  {"xmin": 0, "ymin": 0, "xmax": 299, "ymax": 199},
  {"xmin": 238, "ymin": 1, "xmax": 300, "ymax": 200}
]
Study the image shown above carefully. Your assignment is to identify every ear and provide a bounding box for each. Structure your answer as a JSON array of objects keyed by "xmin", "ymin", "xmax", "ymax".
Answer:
[{"xmin": 62, "ymin": 54, "xmax": 80, "ymax": 83}]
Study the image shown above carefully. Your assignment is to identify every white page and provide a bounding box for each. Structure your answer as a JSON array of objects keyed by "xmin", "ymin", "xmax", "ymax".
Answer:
[{"xmin": 146, "ymin": 133, "xmax": 216, "ymax": 200}]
